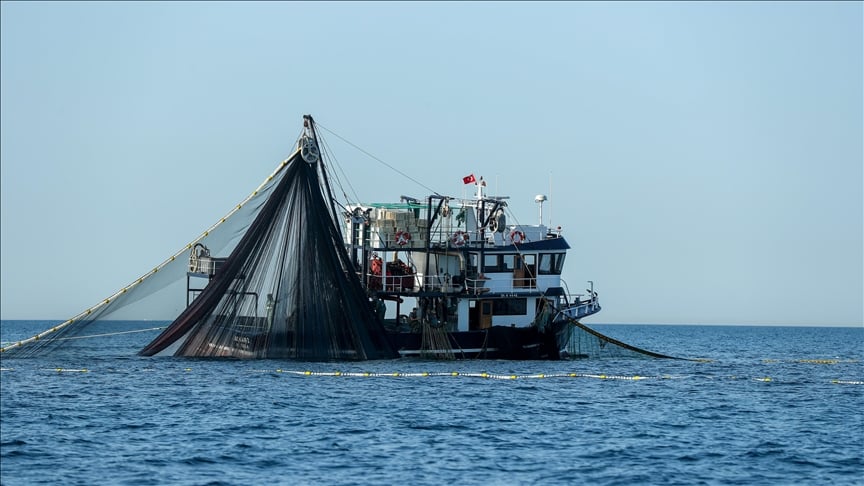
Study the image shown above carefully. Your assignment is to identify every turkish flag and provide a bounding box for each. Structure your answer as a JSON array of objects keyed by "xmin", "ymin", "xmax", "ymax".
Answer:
[{"xmin": 462, "ymin": 174, "xmax": 476, "ymax": 184}]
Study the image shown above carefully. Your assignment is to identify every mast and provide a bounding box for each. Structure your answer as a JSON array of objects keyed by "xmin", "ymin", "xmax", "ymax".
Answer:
[{"xmin": 303, "ymin": 114, "xmax": 341, "ymax": 228}]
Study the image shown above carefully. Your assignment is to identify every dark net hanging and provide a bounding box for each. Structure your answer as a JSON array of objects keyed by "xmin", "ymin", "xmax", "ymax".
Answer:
[{"xmin": 139, "ymin": 132, "xmax": 398, "ymax": 360}]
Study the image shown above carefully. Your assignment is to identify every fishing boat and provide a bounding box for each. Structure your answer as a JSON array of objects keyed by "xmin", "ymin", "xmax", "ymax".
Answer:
[
  {"xmin": 3, "ymin": 115, "xmax": 675, "ymax": 362},
  {"xmin": 343, "ymin": 178, "xmax": 601, "ymax": 359}
]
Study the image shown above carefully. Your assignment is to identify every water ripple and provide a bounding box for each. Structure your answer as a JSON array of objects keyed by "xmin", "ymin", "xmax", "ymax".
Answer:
[{"xmin": 2, "ymin": 325, "xmax": 862, "ymax": 485}]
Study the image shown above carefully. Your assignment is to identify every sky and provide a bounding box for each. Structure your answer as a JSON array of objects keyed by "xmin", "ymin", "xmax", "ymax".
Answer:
[{"xmin": 1, "ymin": 1, "xmax": 861, "ymax": 326}]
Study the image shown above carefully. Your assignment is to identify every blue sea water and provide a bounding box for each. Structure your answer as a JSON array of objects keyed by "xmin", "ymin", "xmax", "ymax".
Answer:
[{"xmin": 1, "ymin": 321, "xmax": 862, "ymax": 486}]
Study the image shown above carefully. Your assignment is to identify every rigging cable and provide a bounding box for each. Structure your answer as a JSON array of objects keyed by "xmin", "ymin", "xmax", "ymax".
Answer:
[
  {"xmin": 55, "ymin": 326, "xmax": 167, "ymax": 341},
  {"xmin": 315, "ymin": 122, "xmax": 441, "ymax": 197},
  {"xmin": 316, "ymin": 128, "xmax": 362, "ymax": 208}
]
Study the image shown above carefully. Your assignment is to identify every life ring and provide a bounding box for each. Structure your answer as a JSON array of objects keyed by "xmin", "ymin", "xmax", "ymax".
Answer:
[
  {"xmin": 395, "ymin": 230, "xmax": 411, "ymax": 246},
  {"xmin": 451, "ymin": 231, "xmax": 469, "ymax": 247},
  {"xmin": 510, "ymin": 230, "xmax": 525, "ymax": 244}
]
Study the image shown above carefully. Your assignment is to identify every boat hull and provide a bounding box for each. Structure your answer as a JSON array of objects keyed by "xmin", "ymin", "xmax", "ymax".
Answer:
[{"xmin": 387, "ymin": 323, "xmax": 565, "ymax": 360}]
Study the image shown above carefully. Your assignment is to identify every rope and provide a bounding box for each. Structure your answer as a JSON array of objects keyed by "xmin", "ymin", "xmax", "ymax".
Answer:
[
  {"xmin": 316, "ymin": 128, "xmax": 362, "ymax": 209},
  {"xmin": 55, "ymin": 327, "xmax": 167, "ymax": 341},
  {"xmin": 420, "ymin": 321, "xmax": 455, "ymax": 360},
  {"xmin": 476, "ymin": 328, "xmax": 490, "ymax": 359},
  {"xmin": 315, "ymin": 122, "xmax": 441, "ymax": 197},
  {"xmin": 1, "ymin": 367, "xmax": 860, "ymax": 384},
  {"xmin": 447, "ymin": 331, "xmax": 468, "ymax": 359}
]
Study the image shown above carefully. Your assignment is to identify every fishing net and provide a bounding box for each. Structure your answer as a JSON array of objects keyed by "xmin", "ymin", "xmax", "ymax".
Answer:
[
  {"xmin": 2, "ymin": 123, "xmax": 398, "ymax": 361},
  {"xmin": 559, "ymin": 319, "xmax": 681, "ymax": 360},
  {"xmin": 139, "ymin": 137, "xmax": 397, "ymax": 360}
]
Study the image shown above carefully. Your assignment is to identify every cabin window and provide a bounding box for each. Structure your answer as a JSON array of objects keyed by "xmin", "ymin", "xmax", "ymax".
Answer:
[
  {"xmin": 483, "ymin": 254, "xmax": 499, "ymax": 272},
  {"xmin": 492, "ymin": 298, "xmax": 527, "ymax": 315},
  {"xmin": 538, "ymin": 253, "xmax": 566, "ymax": 275},
  {"xmin": 501, "ymin": 254, "xmax": 517, "ymax": 271},
  {"xmin": 539, "ymin": 254, "xmax": 552, "ymax": 274},
  {"xmin": 482, "ymin": 253, "xmax": 519, "ymax": 273},
  {"xmin": 468, "ymin": 253, "xmax": 480, "ymax": 274}
]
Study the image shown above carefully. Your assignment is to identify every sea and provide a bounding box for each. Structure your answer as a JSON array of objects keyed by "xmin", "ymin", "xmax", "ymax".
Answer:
[{"xmin": 1, "ymin": 321, "xmax": 862, "ymax": 486}]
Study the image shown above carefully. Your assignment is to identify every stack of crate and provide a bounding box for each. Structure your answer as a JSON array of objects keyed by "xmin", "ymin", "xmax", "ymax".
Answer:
[
  {"xmin": 372, "ymin": 209, "xmax": 396, "ymax": 247},
  {"xmin": 368, "ymin": 209, "xmax": 433, "ymax": 249},
  {"xmin": 410, "ymin": 218, "xmax": 428, "ymax": 248}
]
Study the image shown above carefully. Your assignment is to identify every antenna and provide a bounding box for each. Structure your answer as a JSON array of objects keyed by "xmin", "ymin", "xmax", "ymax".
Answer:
[
  {"xmin": 535, "ymin": 194, "xmax": 547, "ymax": 226},
  {"xmin": 548, "ymin": 171, "xmax": 553, "ymax": 227}
]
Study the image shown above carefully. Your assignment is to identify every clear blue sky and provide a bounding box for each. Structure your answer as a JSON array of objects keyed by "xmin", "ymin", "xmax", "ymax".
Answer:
[{"xmin": 1, "ymin": 1, "xmax": 861, "ymax": 326}]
